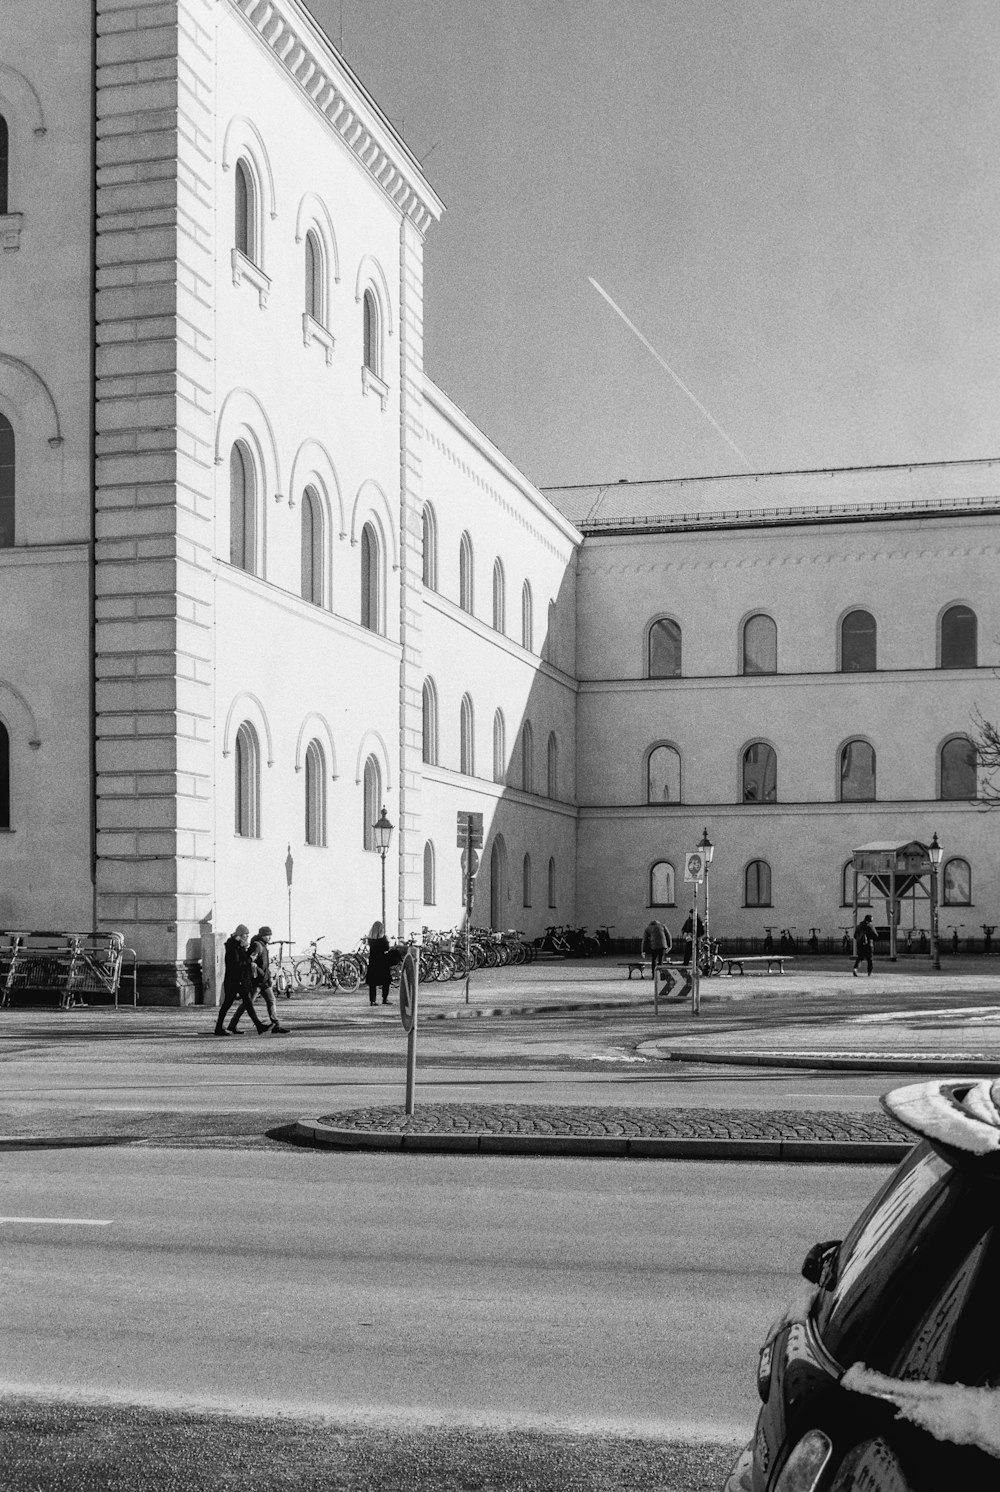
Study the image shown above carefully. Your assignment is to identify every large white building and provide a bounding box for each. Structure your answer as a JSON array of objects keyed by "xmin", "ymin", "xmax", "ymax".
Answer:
[{"xmin": 2, "ymin": 0, "xmax": 996, "ymax": 1000}]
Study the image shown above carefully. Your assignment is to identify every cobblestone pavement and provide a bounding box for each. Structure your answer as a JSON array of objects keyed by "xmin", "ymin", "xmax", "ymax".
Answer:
[{"xmin": 317, "ymin": 1102, "xmax": 910, "ymax": 1144}]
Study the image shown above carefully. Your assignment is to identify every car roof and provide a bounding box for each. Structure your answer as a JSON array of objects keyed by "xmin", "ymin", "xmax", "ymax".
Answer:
[{"xmin": 882, "ymin": 1078, "xmax": 1000, "ymax": 1158}]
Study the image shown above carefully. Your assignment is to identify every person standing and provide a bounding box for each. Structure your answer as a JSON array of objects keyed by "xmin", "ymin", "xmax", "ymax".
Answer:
[
  {"xmin": 366, "ymin": 920, "xmax": 391, "ymax": 1006},
  {"xmin": 853, "ymin": 914, "xmax": 877, "ymax": 977},
  {"xmin": 641, "ymin": 917, "xmax": 671, "ymax": 977},
  {"xmin": 245, "ymin": 925, "xmax": 289, "ymax": 1033},
  {"xmin": 215, "ymin": 924, "xmax": 267, "ymax": 1035},
  {"xmin": 680, "ymin": 910, "xmax": 705, "ymax": 967}
]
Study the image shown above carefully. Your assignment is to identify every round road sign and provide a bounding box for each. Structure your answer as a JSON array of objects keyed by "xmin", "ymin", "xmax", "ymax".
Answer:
[
  {"xmin": 399, "ymin": 947, "xmax": 417, "ymax": 1032},
  {"xmin": 461, "ymin": 847, "xmax": 480, "ymax": 877}
]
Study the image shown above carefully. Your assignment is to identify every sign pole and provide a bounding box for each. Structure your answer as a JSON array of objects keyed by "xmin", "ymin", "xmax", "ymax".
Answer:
[
  {"xmin": 465, "ymin": 818, "xmax": 472, "ymax": 1005},
  {"xmin": 405, "ymin": 977, "xmax": 418, "ymax": 1114},
  {"xmin": 691, "ymin": 880, "xmax": 701, "ymax": 1016},
  {"xmin": 400, "ymin": 944, "xmax": 419, "ymax": 1115}
]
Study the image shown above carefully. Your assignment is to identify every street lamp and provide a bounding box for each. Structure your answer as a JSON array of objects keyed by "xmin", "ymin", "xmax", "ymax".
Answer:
[
  {"xmin": 698, "ymin": 827, "xmax": 715, "ymax": 968},
  {"xmin": 928, "ymin": 831, "xmax": 942, "ymax": 972},
  {"xmin": 373, "ymin": 805, "xmax": 394, "ymax": 931}
]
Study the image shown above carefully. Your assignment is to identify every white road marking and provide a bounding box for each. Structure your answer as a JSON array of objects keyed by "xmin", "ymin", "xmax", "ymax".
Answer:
[{"xmin": 0, "ymin": 1217, "xmax": 113, "ymax": 1227}]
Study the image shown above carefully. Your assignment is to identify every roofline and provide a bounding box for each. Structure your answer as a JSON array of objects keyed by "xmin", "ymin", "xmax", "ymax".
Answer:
[
  {"xmin": 543, "ymin": 454, "xmax": 1000, "ymax": 492},
  {"xmin": 575, "ymin": 493, "xmax": 1000, "ymax": 539}
]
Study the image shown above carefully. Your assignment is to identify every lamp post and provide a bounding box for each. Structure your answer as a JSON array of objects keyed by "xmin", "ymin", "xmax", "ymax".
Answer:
[
  {"xmin": 928, "ymin": 831, "xmax": 942, "ymax": 972},
  {"xmin": 698, "ymin": 827, "xmax": 715, "ymax": 968},
  {"xmin": 373, "ymin": 805, "xmax": 394, "ymax": 932}
]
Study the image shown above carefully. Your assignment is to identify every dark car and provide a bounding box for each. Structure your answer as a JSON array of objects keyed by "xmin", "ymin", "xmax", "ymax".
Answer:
[{"xmin": 724, "ymin": 1077, "xmax": 1000, "ymax": 1491}]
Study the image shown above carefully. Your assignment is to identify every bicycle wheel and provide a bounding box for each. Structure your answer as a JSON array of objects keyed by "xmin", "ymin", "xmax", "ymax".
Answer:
[
  {"xmin": 292, "ymin": 956, "xmax": 321, "ymax": 990},
  {"xmin": 274, "ymin": 966, "xmax": 292, "ymax": 998},
  {"xmin": 333, "ymin": 956, "xmax": 360, "ymax": 993}
]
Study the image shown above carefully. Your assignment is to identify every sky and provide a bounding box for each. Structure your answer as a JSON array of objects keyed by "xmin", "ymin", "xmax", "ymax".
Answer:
[{"xmin": 308, "ymin": 1, "xmax": 1000, "ymax": 488}]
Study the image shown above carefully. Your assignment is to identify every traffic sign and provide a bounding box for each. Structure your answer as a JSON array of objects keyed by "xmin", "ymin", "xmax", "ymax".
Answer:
[
  {"xmin": 461, "ymin": 847, "xmax": 480, "ymax": 877},
  {"xmin": 653, "ymin": 964, "xmax": 692, "ymax": 1010},
  {"xmin": 684, "ymin": 851, "xmax": 706, "ymax": 883},
  {"xmin": 399, "ymin": 947, "xmax": 417, "ymax": 1033},
  {"xmin": 456, "ymin": 810, "xmax": 484, "ymax": 848}
]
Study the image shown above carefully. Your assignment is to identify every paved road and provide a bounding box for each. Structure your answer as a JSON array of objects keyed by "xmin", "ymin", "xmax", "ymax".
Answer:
[{"xmin": 2, "ymin": 1148, "xmax": 885, "ymax": 1438}]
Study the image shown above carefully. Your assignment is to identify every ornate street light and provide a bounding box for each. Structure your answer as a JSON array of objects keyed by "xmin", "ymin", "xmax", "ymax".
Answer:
[
  {"xmin": 698, "ymin": 827, "xmax": 715, "ymax": 969},
  {"xmin": 928, "ymin": 831, "xmax": 943, "ymax": 972},
  {"xmin": 373, "ymin": 805, "xmax": 394, "ymax": 931}
]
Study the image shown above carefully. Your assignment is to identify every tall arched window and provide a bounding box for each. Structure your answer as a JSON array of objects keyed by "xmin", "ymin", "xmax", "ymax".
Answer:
[
  {"xmin": 304, "ymin": 739, "xmax": 326, "ymax": 846},
  {"xmin": 742, "ymin": 614, "xmax": 777, "ymax": 675},
  {"xmin": 0, "ymin": 720, "xmax": 9, "ymax": 829},
  {"xmin": 422, "ymin": 679, "xmax": 438, "ymax": 765},
  {"xmin": 842, "ymin": 860, "xmax": 871, "ymax": 907},
  {"xmin": 234, "ymin": 722, "xmax": 260, "ymax": 837},
  {"xmin": 547, "ymin": 732, "xmax": 558, "ymax": 799},
  {"xmin": 522, "ymin": 852, "xmax": 532, "ymax": 908},
  {"xmin": 647, "ymin": 744, "xmax": 681, "ymax": 803},
  {"xmin": 0, "ymin": 411, "xmax": 14, "ymax": 548},
  {"xmin": 839, "ymin": 739, "xmax": 875, "ymax": 802},
  {"xmin": 940, "ymin": 606, "xmax": 977, "ymax": 669},
  {"xmin": 521, "ymin": 581, "xmax": 534, "ymax": 651},
  {"xmin": 459, "ymin": 531, "xmax": 474, "ymax": 613},
  {"xmin": 493, "ymin": 708, "xmax": 506, "ymax": 783},
  {"xmin": 362, "ymin": 756, "xmax": 381, "ymax": 849},
  {"xmin": 360, "ymin": 521, "xmax": 381, "ymax": 633},
  {"xmin": 744, "ymin": 859, "xmax": 772, "ymax": 907},
  {"xmin": 460, "ymin": 694, "xmax": 475, "ymax": 776},
  {"xmin": 363, "ymin": 289, "xmax": 379, "ymax": 375},
  {"xmin": 650, "ymin": 861, "xmax": 675, "ymax": 907},
  {"xmin": 520, "ymin": 720, "xmax": 534, "ymax": 792},
  {"xmin": 304, "ymin": 229, "xmax": 322, "ymax": 322},
  {"xmin": 742, "ymin": 742, "xmax": 777, "ymax": 802},
  {"xmin": 229, "ymin": 441, "xmax": 255, "ymax": 574},
  {"xmin": 301, "ymin": 485, "xmax": 322, "ymax": 604},
  {"xmin": 547, "ymin": 856, "xmax": 557, "ymax": 909},
  {"xmin": 545, "ymin": 598, "xmax": 557, "ymax": 665},
  {"xmin": 234, "ymin": 158, "xmax": 255, "ymax": 261},
  {"xmin": 0, "ymin": 115, "xmax": 8, "ymax": 216},
  {"xmin": 648, "ymin": 618, "xmax": 682, "ymax": 678},
  {"xmin": 841, "ymin": 609, "xmax": 876, "ymax": 672},
  {"xmin": 423, "ymin": 840, "xmax": 436, "ymax": 905},
  {"xmin": 422, "ymin": 504, "xmax": 438, "ymax": 589},
  {"xmin": 492, "ymin": 558, "xmax": 506, "ymax": 632},
  {"xmin": 943, "ymin": 858, "xmax": 972, "ymax": 906},
  {"xmin": 940, "ymin": 737, "xmax": 977, "ymax": 800}
]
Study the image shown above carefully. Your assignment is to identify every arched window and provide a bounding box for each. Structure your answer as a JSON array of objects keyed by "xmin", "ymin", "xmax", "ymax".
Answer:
[
  {"xmin": 229, "ymin": 441, "xmax": 256, "ymax": 574},
  {"xmin": 234, "ymin": 722, "xmax": 260, "ymax": 837},
  {"xmin": 545, "ymin": 598, "xmax": 557, "ymax": 665},
  {"xmin": 647, "ymin": 745, "xmax": 681, "ymax": 803},
  {"xmin": 460, "ymin": 694, "xmax": 475, "ymax": 776},
  {"xmin": 839, "ymin": 740, "xmax": 875, "ymax": 802},
  {"xmin": 940, "ymin": 737, "xmax": 977, "ymax": 800},
  {"xmin": 547, "ymin": 856, "xmax": 557, "ymax": 909},
  {"xmin": 493, "ymin": 709, "xmax": 506, "ymax": 783},
  {"xmin": 459, "ymin": 531, "xmax": 474, "ymax": 613},
  {"xmin": 941, "ymin": 606, "xmax": 977, "ymax": 669},
  {"xmin": 304, "ymin": 229, "xmax": 322, "ymax": 322},
  {"xmin": 650, "ymin": 860, "xmax": 675, "ymax": 907},
  {"xmin": 522, "ymin": 852, "xmax": 532, "ymax": 908},
  {"xmin": 742, "ymin": 742, "xmax": 777, "ymax": 803},
  {"xmin": 234, "ymin": 158, "xmax": 255, "ymax": 261},
  {"xmin": 362, "ymin": 756, "xmax": 381, "ymax": 849},
  {"xmin": 492, "ymin": 558, "xmax": 506, "ymax": 632},
  {"xmin": 521, "ymin": 581, "xmax": 534, "ymax": 651},
  {"xmin": 547, "ymin": 732, "xmax": 558, "ymax": 798},
  {"xmin": 742, "ymin": 614, "xmax": 777, "ymax": 675},
  {"xmin": 648, "ymin": 618, "xmax": 682, "ymax": 678},
  {"xmin": 520, "ymin": 720, "xmax": 534, "ymax": 792},
  {"xmin": 422, "ymin": 679, "xmax": 438, "ymax": 766},
  {"xmin": 841, "ymin": 860, "xmax": 872, "ymax": 907},
  {"xmin": 0, "ymin": 720, "xmax": 9, "ymax": 829},
  {"xmin": 841, "ymin": 610, "xmax": 876, "ymax": 672},
  {"xmin": 744, "ymin": 859, "xmax": 772, "ymax": 907},
  {"xmin": 360, "ymin": 521, "xmax": 381, "ymax": 633},
  {"xmin": 421, "ymin": 504, "xmax": 437, "ymax": 589},
  {"xmin": 943, "ymin": 858, "xmax": 972, "ymax": 906},
  {"xmin": 304, "ymin": 739, "xmax": 326, "ymax": 847},
  {"xmin": 0, "ymin": 115, "xmax": 8, "ymax": 215},
  {"xmin": 363, "ymin": 289, "xmax": 379, "ymax": 375},
  {"xmin": 301, "ymin": 485, "xmax": 322, "ymax": 604},
  {"xmin": 0, "ymin": 410, "xmax": 14, "ymax": 548},
  {"xmin": 423, "ymin": 840, "xmax": 436, "ymax": 905}
]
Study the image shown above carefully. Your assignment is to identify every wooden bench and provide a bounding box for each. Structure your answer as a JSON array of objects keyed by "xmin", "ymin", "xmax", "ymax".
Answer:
[
  {"xmin": 724, "ymin": 954, "xmax": 792, "ymax": 976},
  {"xmin": 619, "ymin": 960, "xmax": 648, "ymax": 979}
]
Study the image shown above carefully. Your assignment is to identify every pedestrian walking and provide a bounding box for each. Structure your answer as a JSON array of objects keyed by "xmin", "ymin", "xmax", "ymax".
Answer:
[
  {"xmin": 852, "ymin": 914, "xmax": 877, "ymax": 977},
  {"xmin": 215, "ymin": 924, "xmax": 268, "ymax": 1035},
  {"xmin": 366, "ymin": 920, "xmax": 392, "ymax": 1006},
  {"xmin": 641, "ymin": 917, "xmax": 671, "ymax": 977},
  {"xmin": 680, "ymin": 910, "xmax": 705, "ymax": 967},
  {"xmin": 246, "ymin": 925, "xmax": 289, "ymax": 1032}
]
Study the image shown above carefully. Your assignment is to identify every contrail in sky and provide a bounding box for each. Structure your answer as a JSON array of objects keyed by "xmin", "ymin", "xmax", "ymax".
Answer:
[{"xmin": 588, "ymin": 276, "xmax": 752, "ymax": 469}]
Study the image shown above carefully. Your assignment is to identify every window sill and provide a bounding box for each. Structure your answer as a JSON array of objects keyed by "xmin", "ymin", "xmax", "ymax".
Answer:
[
  {"xmin": 1, "ymin": 214, "xmax": 23, "ymax": 251},
  {"xmin": 303, "ymin": 312, "xmax": 334, "ymax": 365},
  {"xmin": 231, "ymin": 248, "xmax": 270, "ymax": 308},
  {"xmin": 361, "ymin": 364, "xmax": 389, "ymax": 411}
]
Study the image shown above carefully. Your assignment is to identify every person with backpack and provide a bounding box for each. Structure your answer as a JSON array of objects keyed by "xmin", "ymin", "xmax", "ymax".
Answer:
[
  {"xmin": 244, "ymin": 925, "xmax": 289, "ymax": 1033},
  {"xmin": 853, "ymin": 914, "xmax": 877, "ymax": 977},
  {"xmin": 641, "ymin": 917, "xmax": 671, "ymax": 977}
]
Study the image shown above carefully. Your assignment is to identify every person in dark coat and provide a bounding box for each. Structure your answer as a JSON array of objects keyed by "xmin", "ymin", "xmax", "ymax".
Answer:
[
  {"xmin": 245, "ymin": 925, "xmax": 288, "ymax": 1033},
  {"xmin": 641, "ymin": 918, "xmax": 671, "ymax": 977},
  {"xmin": 215, "ymin": 924, "xmax": 267, "ymax": 1035},
  {"xmin": 366, "ymin": 920, "xmax": 391, "ymax": 1006},
  {"xmin": 853, "ymin": 914, "xmax": 877, "ymax": 976},
  {"xmin": 680, "ymin": 911, "xmax": 705, "ymax": 967}
]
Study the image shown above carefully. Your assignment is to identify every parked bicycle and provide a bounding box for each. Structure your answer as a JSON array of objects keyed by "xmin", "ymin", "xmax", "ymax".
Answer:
[{"xmin": 291, "ymin": 936, "xmax": 361, "ymax": 993}]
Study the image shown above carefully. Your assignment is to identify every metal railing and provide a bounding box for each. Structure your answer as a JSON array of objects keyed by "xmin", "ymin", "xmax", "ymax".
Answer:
[
  {"xmin": 0, "ymin": 931, "xmax": 136, "ymax": 1009},
  {"xmin": 576, "ymin": 492, "xmax": 1000, "ymax": 537}
]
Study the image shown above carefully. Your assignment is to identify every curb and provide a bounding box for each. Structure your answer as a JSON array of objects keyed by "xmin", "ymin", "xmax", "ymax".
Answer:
[
  {"xmin": 648, "ymin": 1048, "xmax": 1000, "ymax": 1075},
  {"xmin": 291, "ymin": 1120, "xmax": 908, "ymax": 1164}
]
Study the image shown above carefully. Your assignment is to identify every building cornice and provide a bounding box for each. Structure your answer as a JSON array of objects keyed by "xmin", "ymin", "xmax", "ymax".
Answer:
[{"xmin": 230, "ymin": 0, "xmax": 445, "ymax": 236}]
